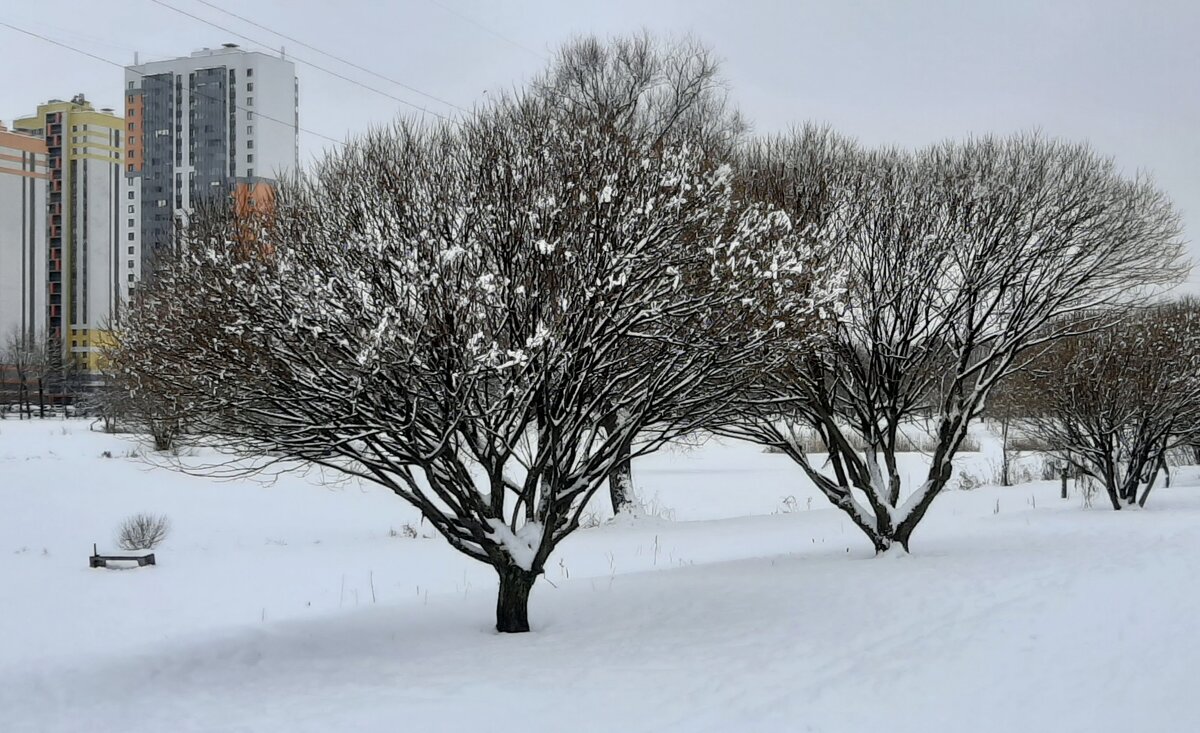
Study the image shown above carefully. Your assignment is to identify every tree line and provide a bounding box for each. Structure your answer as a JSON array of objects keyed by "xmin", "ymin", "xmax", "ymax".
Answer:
[{"xmin": 102, "ymin": 34, "xmax": 1188, "ymax": 632}]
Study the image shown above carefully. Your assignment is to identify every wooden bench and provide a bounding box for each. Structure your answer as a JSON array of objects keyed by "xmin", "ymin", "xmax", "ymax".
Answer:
[{"xmin": 89, "ymin": 543, "xmax": 156, "ymax": 568}]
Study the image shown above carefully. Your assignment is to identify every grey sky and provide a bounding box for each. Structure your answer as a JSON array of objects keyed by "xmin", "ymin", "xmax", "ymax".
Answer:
[{"xmin": 3, "ymin": 0, "xmax": 1197, "ymax": 287}]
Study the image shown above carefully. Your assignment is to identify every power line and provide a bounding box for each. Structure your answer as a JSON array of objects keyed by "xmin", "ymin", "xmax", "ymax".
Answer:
[
  {"xmin": 427, "ymin": 0, "xmax": 549, "ymax": 61},
  {"xmin": 147, "ymin": 0, "xmax": 456, "ymax": 121},
  {"xmin": 0, "ymin": 19, "xmax": 345, "ymax": 146},
  {"xmin": 188, "ymin": 0, "xmax": 470, "ymax": 114}
]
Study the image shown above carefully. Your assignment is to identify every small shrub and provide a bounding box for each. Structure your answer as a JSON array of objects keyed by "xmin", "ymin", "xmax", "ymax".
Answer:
[
  {"xmin": 578, "ymin": 511, "xmax": 603, "ymax": 529},
  {"xmin": 955, "ymin": 470, "xmax": 982, "ymax": 491},
  {"xmin": 1007, "ymin": 435, "xmax": 1055, "ymax": 452},
  {"xmin": 100, "ymin": 450, "xmax": 113, "ymax": 459},
  {"xmin": 116, "ymin": 513, "xmax": 171, "ymax": 550},
  {"xmin": 389, "ymin": 524, "xmax": 419, "ymax": 539}
]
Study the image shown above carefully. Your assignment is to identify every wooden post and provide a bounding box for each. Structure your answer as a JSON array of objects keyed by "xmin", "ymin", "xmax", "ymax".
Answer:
[{"xmin": 1061, "ymin": 468, "xmax": 1068, "ymax": 500}]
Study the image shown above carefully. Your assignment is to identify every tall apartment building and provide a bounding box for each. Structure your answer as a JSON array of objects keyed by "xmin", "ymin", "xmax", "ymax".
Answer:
[
  {"xmin": 0, "ymin": 122, "xmax": 49, "ymax": 345},
  {"xmin": 124, "ymin": 44, "xmax": 298, "ymax": 277},
  {"xmin": 12, "ymin": 96, "xmax": 123, "ymax": 375}
]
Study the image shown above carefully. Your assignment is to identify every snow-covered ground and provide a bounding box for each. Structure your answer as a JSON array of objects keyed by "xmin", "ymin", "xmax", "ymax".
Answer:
[{"xmin": 2, "ymin": 419, "xmax": 1199, "ymax": 732}]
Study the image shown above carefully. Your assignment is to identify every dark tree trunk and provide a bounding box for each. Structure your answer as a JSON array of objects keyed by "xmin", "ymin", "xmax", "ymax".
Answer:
[
  {"xmin": 37, "ymin": 376, "xmax": 45, "ymax": 419},
  {"xmin": 1000, "ymin": 417, "xmax": 1011, "ymax": 487},
  {"xmin": 870, "ymin": 530, "xmax": 896, "ymax": 554},
  {"xmin": 495, "ymin": 564, "xmax": 537, "ymax": 634},
  {"xmin": 608, "ymin": 448, "xmax": 633, "ymax": 514},
  {"xmin": 892, "ymin": 454, "xmax": 955, "ymax": 552},
  {"xmin": 600, "ymin": 411, "xmax": 634, "ymax": 514}
]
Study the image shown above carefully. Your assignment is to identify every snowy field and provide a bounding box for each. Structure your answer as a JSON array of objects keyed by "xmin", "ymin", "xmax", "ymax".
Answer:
[{"xmin": 2, "ymin": 419, "xmax": 1199, "ymax": 732}]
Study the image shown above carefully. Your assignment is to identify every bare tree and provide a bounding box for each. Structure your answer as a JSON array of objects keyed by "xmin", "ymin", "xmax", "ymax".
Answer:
[
  {"xmin": 537, "ymin": 32, "xmax": 749, "ymax": 513},
  {"xmin": 1014, "ymin": 301, "xmax": 1200, "ymax": 509},
  {"xmin": 2, "ymin": 327, "xmax": 52, "ymax": 419},
  {"xmin": 982, "ymin": 362, "xmax": 1042, "ymax": 486},
  {"xmin": 103, "ymin": 298, "xmax": 190, "ymax": 451},
  {"xmin": 722, "ymin": 127, "xmax": 1186, "ymax": 552},
  {"xmin": 112, "ymin": 57, "xmax": 827, "ymax": 632}
]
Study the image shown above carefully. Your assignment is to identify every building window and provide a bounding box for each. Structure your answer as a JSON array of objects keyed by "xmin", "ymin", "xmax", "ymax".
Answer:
[
  {"xmin": 246, "ymin": 68, "xmax": 253, "ymax": 77},
  {"xmin": 128, "ymin": 81, "xmax": 134, "ymax": 89},
  {"xmin": 247, "ymin": 125, "xmax": 253, "ymax": 135},
  {"xmin": 128, "ymin": 274, "xmax": 135, "ymax": 282},
  {"xmin": 127, "ymin": 95, "xmax": 134, "ymax": 104},
  {"xmin": 247, "ymin": 168, "xmax": 254, "ymax": 177},
  {"xmin": 127, "ymin": 219, "xmax": 134, "ymax": 227},
  {"xmin": 128, "ymin": 123, "xmax": 135, "ymax": 131},
  {"xmin": 246, "ymin": 110, "xmax": 253, "ymax": 120},
  {"xmin": 246, "ymin": 97, "xmax": 253, "ymax": 106},
  {"xmin": 128, "ymin": 246, "xmax": 134, "ymax": 255},
  {"xmin": 127, "ymin": 164, "xmax": 134, "ymax": 172},
  {"xmin": 127, "ymin": 191, "xmax": 134, "ymax": 199},
  {"xmin": 247, "ymin": 154, "xmax": 254, "ymax": 163},
  {"xmin": 128, "ymin": 261, "xmax": 134, "ymax": 269},
  {"xmin": 128, "ymin": 108, "xmax": 134, "ymax": 117},
  {"xmin": 247, "ymin": 139, "xmax": 253, "ymax": 149},
  {"xmin": 246, "ymin": 82, "xmax": 254, "ymax": 92},
  {"xmin": 128, "ymin": 233, "xmax": 135, "ymax": 241}
]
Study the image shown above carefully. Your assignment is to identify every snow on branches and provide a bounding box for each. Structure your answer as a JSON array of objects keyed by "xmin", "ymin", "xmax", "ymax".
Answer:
[
  {"xmin": 111, "ymin": 38, "xmax": 832, "ymax": 632},
  {"xmin": 722, "ymin": 126, "xmax": 1186, "ymax": 552},
  {"xmin": 1011, "ymin": 300, "xmax": 1200, "ymax": 510}
]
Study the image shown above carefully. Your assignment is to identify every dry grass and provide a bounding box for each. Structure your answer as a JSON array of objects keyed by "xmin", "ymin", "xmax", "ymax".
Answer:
[{"xmin": 772, "ymin": 427, "xmax": 980, "ymax": 454}]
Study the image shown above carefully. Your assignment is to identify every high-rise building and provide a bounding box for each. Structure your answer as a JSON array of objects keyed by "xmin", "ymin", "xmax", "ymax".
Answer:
[
  {"xmin": 123, "ymin": 44, "xmax": 298, "ymax": 277},
  {"xmin": 12, "ymin": 96, "xmax": 123, "ymax": 375},
  {"xmin": 0, "ymin": 122, "xmax": 49, "ymax": 345}
]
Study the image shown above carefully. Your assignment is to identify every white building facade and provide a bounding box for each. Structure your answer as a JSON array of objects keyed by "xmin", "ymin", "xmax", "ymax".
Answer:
[
  {"xmin": 123, "ymin": 44, "xmax": 299, "ymax": 286},
  {"xmin": 0, "ymin": 122, "xmax": 48, "ymax": 345}
]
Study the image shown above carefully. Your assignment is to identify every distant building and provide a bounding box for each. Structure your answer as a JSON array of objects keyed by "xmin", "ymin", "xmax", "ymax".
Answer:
[
  {"xmin": 12, "ymin": 96, "xmax": 123, "ymax": 376},
  {"xmin": 0, "ymin": 121, "xmax": 49, "ymax": 346},
  {"xmin": 123, "ymin": 44, "xmax": 298, "ymax": 278}
]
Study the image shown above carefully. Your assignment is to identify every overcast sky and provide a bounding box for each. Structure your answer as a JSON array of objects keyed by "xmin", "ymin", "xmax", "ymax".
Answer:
[{"xmin": 3, "ymin": 0, "xmax": 1197, "ymax": 287}]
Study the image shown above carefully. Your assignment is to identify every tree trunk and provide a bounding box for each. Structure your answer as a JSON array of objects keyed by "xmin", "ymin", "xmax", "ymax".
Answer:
[
  {"xmin": 600, "ymin": 411, "xmax": 634, "ymax": 514},
  {"xmin": 1000, "ymin": 417, "xmax": 1011, "ymax": 487},
  {"xmin": 37, "ymin": 376, "xmax": 44, "ymax": 419},
  {"xmin": 608, "ymin": 448, "xmax": 633, "ymax": 514},
  {"xmin": 495, "ymin": 564, "xmax": 537, "ymax": 634}
]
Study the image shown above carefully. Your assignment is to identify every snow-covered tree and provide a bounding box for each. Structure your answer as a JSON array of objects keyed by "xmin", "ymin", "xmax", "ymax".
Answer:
[
  {"xmin": 722, "ymin": 127, "xmax": 1186, "ymax": 552},
  {"xmin": 1014, "ymin": 301, "xmax": 1200, "ymax": 509},
  {"xmin": 537, "ymin": 32, "xmax": 748, "ymax": 513},
  {"xmin": 112, "ymin": 83, "xmax": 829, "ymax": 631}
]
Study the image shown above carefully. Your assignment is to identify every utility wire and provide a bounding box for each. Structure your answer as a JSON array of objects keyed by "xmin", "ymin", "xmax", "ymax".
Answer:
[
  {"xmin": 147, "ymin": 0, "xmax": 455, "ymax": 121},
  {"xmin": 427, "ymin": 0, "xmax": 549, "ymax": 61},
  {"xmin": 188, "ymin": 0, "xmax": 470, "ymax": 114},
  {"xmin": 0, "ymin": 19, "xmax": 345, "ymax": 146}
]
